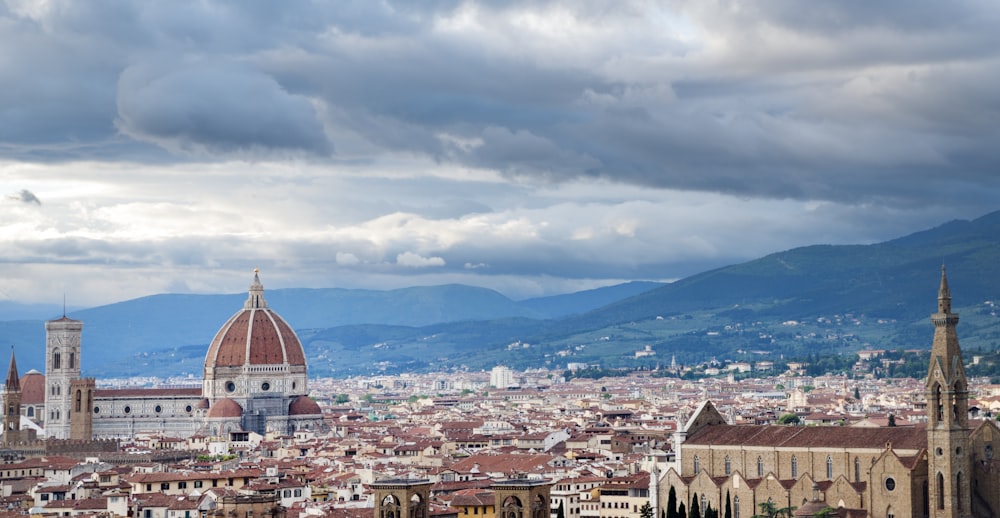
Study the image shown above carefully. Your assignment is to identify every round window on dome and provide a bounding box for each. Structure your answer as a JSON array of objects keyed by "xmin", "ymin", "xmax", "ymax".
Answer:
[
  {"xmin": 185, "ymin": 405, "xmax": 193, "ymax": 413},
  {"xmin": 225, "ymin": 381, "xmax": 236, "ymax": 393},
  {"xmin": 123, "ymin": 406, "xmax": 131, "ymax": 414},
  {"xmin": 155, "ymin": 405, "xmax": 162, "ymax": 414},
  {"xmin": 93, "ymin": 406, "xmax": 100, "ymax": 414},
  {"xmin": 262, "ymin": 382, "xmax": 271, "ymax": 391}
]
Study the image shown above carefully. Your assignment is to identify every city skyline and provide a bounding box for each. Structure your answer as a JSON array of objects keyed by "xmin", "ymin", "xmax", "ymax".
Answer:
[{"xmin": 2, "ymin": 2, "xmax": 1000, "ymax": 306}]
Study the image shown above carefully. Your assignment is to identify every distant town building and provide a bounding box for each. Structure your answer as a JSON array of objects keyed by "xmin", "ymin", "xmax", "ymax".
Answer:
[
  {"xmin": 490, "ymin": 366, "xmax": 516, "ymax": 389},
  {"xmin": 635, "ymin": 345, "xmax": 656, "ymax": 358}
]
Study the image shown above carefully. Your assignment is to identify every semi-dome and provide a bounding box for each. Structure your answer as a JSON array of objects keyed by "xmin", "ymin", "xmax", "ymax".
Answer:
[
  {"xmin": 204, "ymin": 271, "xmax": 307, "ymax": 369},
  {"xmin": 288, "ymin": 395, "xmax": 322, "ymax": 416},
  {"xmin": 206, "ymin": 398, "xmax": 243, "ymax": 419}
]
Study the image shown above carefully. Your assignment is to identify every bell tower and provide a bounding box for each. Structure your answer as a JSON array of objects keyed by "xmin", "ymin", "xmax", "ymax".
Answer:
[
  {"xmin": 926, "ymin": 266, "xmax": 972, "ymax": 518},
  {"xmin": 3, "ymin": 350, "xmax": 24, "ymax": 445},
  {"xmin": 45, "ymin": 315, "xmax": 83, "ymax": 440}
]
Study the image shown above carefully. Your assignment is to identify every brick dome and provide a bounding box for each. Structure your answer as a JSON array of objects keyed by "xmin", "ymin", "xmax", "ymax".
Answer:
[
  {"xmin": 20, "ymin": 370, "xmax": 45, "ymax": 405},
  {"xmin": 204, "ymin": 272, "xmax": 306, "ymax": 369},
  {"xmin": 206, "ymin": 398, "xmax": 243, "ymax": 419},
  {"xmin": 288, "ymin": 395, "xmax": 322, "ymax": 416}
]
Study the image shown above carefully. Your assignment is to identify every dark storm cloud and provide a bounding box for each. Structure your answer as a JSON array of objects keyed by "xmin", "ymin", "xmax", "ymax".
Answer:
[
  {"xmin": 2, "ymin": 1, "xmax": 999, "ymax": 209},
  {"xmin": 115, "ymin": 61, "xmax": 330, "ymax": 155}
]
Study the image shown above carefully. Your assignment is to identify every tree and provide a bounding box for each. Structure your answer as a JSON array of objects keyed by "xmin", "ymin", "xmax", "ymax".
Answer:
[
  {"xmin": 678, "ymin": 502, "xmax": 686, "ymax": 518},
  {"xmin": 640, "ymin": 502, "xmax": 654, "ymax": 518},
  {"xmin": 556, "ymin": 502, "xmax": 565, "ymax": 518},
  {"xmin": 854, "ymin": 386, "xmax": 861, "ymax": 399},
  {"xmin": 751, "ymin": 501, "xmax": 796, "ymax": 518},
  {"xmin": 334, "ymin": 393, "xmax": 350, "ymax": 404},
  {"xmin": 689, "ymin": 494, "xmax": 701, "ymax": 518},
  {"xmin": 704, "ymin": 502, "xmax": 716, "ymax": 518},
  {"xmin": 724, "ymin": 492, "xmax": 732, "ymax": 518},
  {"xmin": 888, "ymin": 413, "xmax": 897, "ymax": 427},
  {"xmin": 667, "ymin": 486, "xmax": 678, "ymax": 518},
  {"xmin": 777, "ymin": 413, "xmax": 800, "ymax": 425}
]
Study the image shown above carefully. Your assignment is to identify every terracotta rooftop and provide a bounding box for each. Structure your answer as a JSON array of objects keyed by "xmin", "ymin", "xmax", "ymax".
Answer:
[
  {"xmin": 206, "ymin": 398, "xmax": 244, "ymax": 419},
  {"xmin": 685, "ymin": 423, "xmax": 928, "ymax": 451}
]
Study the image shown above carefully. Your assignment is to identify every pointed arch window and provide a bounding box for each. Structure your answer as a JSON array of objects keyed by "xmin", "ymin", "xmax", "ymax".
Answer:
[
  {"xmin": 733, "ymin": 496, "xmax": 740, "ymax": 518},
  {"xmin": 826, "ymin": 456, "xmax": 833, "ymax": 479},
  {"xmin": 935, "ymin": 384, "xmax": 943, "ymax": 422},
  {"xmin": 791, "ymin": 455, "xmax": 798, "ymax": 479},
  {"xmin": 855, "ymin": 457, "xmax": 861, "ymax": 481},
  {"xmin": 937, "ymin": 473, "xmax": 945, "ymax": 510},
  {"xmin": 693, "ymin": 455, "xmax": 700, "ymax": 474},
  {"xmin": 957, "ymin": 472, "xmax": 963, "ymax": 511},
  {"xmin": 724, "ymin": 455, "xmax": 731, "ymax": 475},
  {"xmin": 53, "ymin": 351, "xmax": 61, "ymax": 370},
  {"xmin": 757, "ymin": 456, "xmax": 764, "ymax": 477}
]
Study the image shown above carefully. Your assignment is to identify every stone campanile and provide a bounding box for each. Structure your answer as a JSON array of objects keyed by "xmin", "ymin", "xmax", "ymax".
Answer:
[
  {"xmin": 3, "ymin": 350, "xmax": 24, "ymax": 445},
  {"xmin": 45, "ymin": 316, "xmax": 83, "ymax": 440},
  {"xmin": 926, "ymin": 266, "xmax": 973, "ymax": 518}
]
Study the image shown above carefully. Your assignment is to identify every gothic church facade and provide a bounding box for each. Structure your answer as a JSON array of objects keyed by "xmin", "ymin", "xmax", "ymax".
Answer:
[{"xmin": 657, "ymin": 268, "xmax": 1000, "ymax": 518}]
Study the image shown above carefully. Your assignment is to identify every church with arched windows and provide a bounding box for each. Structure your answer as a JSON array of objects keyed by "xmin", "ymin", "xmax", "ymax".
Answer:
[{"xmin": 656, "ymin": 268, "xmax": 1000, "ymax": 518}]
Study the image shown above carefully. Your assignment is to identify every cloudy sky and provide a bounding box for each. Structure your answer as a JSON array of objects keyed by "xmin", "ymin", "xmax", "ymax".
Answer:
[{"xmin": 2, "ymin": 1, "xmax": 999, "ymax": 307}]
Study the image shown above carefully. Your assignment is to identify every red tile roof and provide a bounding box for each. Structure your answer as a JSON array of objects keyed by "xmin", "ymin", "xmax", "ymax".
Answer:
[{"xmin": 685, "ymin": 423, "xmax": 927, "ymax": 451}]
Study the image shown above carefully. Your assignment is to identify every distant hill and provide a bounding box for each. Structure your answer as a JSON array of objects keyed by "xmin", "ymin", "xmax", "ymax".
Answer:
[
  {"xmin": 0, "ymin": 282, "xmax": 650, "ymax": 375},
  {"xmin": 3, "ymin": 210, "xmax": 1000, "ymax": 378},
  {"xmin": 578, "ymin": 209, "xmax": 1000, "ymax": 329},
  {"xmin": 284, "ymin": 210, "xmax": 1000, "ymax": 375},
  {"xmin": 517, "ymin": 281, "xmax": 664, "ymax": 318}
]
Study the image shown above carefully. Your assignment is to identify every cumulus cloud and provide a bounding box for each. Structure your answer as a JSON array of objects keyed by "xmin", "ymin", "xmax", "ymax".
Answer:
[{"xmin": 396, "ymin": 252, "xmax": 446, "ymax": 268}]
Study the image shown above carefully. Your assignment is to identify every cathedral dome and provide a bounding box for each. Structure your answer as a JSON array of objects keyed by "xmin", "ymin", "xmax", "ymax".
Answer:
[
  {"xmin": 288, "ymin": 395, "xmax": 322, "ymax": 416},
  {"xmin": 206, "ymin": 398, "xmax": 243, "ymax": 419},
  {"xmin": 20, "ymin": 370, "xmax": 45, "ymax": 405},
  {"xmin": 204, "ymin": 271, "xmax": 307, "ymax": 369}
]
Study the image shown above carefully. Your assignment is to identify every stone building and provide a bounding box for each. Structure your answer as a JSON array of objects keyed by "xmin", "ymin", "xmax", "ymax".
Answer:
[
  {"xmin": 657, "ymin": 268, "xmax": 1000, "ymax": 518},
  {"xmin": 4, "ymin": 270, "xmax": 325, "ymax": 441}
]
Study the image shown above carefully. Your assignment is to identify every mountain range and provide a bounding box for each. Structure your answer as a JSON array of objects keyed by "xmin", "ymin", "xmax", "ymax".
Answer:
[{"xmin": 2, "ymin": 210, "xmax": 999, "ymax": 378}]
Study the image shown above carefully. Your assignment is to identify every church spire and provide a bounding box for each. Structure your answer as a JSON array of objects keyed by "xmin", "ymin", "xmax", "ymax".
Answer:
[
  {"xmin": 926, "ymin": 266, "xmax": 973, "ymax": 518},
  {"xmin": 929, "ymin": 264, "xmax": 962, "ymax": 382},
  {"xmin": 5, "ymin": 348, "xmax": 19, "ymax": 392},
  {"xmin": 938, "ymin": 264, "xmax": 952, "ymax": 314},
  {"xmin": 244, "ymin": 268, "xmax": 268, "ymax": 309}
]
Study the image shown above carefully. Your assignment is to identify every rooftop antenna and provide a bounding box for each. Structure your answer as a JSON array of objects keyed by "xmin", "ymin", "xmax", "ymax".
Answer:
[{"xmin": 63, "ymin": 293, "xmax": 66, "ymax": 318}]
